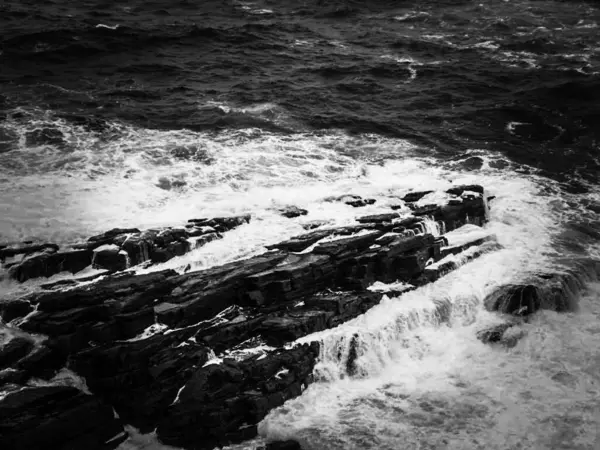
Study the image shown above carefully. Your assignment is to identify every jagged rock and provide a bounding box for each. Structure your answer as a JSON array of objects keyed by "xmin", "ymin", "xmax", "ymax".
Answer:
[
  {"xmin": 154, "ymin": 251, "xmax": 289, "ymax": 327},
  {"xmin": 8, "ymin": 249, "xmax": 93, "ymax": 282},
  {"xmin": 440, "ymin": 233, "xmax": 497, "ymax": 259},
  {"xmin": 278, "ymin": 206, "xmax": 308, "ymax": 219},
  {"xmin": 71, "ymin": 329, "xmax": 210, "ymax": 432},
  {"xmin": 29, "ymin": 269, "xmax": 177, "ymax": 313},
  {"xmin": 0, "ymin": 386, "xmax": 126, "ymax": 450},
  {"xmin": 402, "ymin": 191, "xmax": 434, "ymax": 202},
  {"xmin": 0, "ymin": 336, "xmax": 34, "ymax": 370},
  {"xmin": 356, "ymin": 213, "xmax": 400, "ymax": 224},
  {"xmin": 446, "ymin": 184, "xmax": 485, "ymax": 196},
  {"xmin": 150, "ymin": 239, "xmax": 190, "ymax": 263},
  {"xmin": 0, "ymin": 184, "xmax": 502, "ymax": 450},
  {"xmin": 40, "ymin": 272, "xmax": 109, "ymax": 290},
  {"xmin": 92, "ymin": 245, "xmax": 128, "ymax": 272},
  {"xmin": 259, "ymin": 310, "xmax": 334, "ymax": 346},
  {"xmin": 20, "ymin": 270, "xmax": 178, "ymax": 353},
  {"xmin": 188, "ymin": 214, "xmax": 251, "ymax": 233},
  {"xmin": 421, "ymin": 241, "xmax": 501, "ymax": 285},
  {"xmin": 346, "ymin": 198, "xmax": 376, "ymax": 207},
  {"xmin": 313, "ymin": 231, "xmax": 383, "ymax": 257},
  {"xmin": 86, "ymin": 228, "xmax": 141, "ymax": 249},
  {"xmin": 0, "ymin": 243, "xmax": 59, "ymax": 263},
  {"xmin": 191, "ymin": 232, "xmax": 221, "ymax": 249},
  {"xmin": 304, "ymin": 291, "xmax": 384, "ymax": 329},
  {"xmin": 0, "ymin": 299, "xmax": 33, "ymax": 322},
  {"xmin": 121, "ymin": 235, "xmax": 152, "ymax": 266},
  {"xmin": 157, "ymin": 343, "xmax": 319, "ymax": 450},
  {"xmin": 266, "ymin": 224, "xmax": 378, "ymax": 253}
]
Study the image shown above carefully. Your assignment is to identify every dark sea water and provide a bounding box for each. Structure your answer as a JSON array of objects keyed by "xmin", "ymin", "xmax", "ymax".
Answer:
[{"xmin": 1, "ymin": 1, "xmax": 600, "ymax": 449}]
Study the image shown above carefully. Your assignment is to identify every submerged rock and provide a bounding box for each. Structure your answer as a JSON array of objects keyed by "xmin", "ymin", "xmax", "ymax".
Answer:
[
  {"xmin": 484, "ymin": 258, "xmax": 600, "ymax": 315},
  {"xmin": 277, "ymin": 206, "xmax": 308, "ymax": 218},
  {"xmin": 460, "ymin": 156, "xmax": 484, "ymax": 171},
  {"xmin": 326, "ymin": 194, "xmax": 376, "ymax": 208}
]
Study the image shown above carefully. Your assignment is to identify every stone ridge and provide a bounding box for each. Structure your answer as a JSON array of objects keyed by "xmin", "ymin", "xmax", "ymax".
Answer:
[
  {"xmin": 1, "ymin": 215, "xmax": 251, "ymax": 282},
  {"xmin": 0, "ymin": 185, "xmax": 520, "ymax": 450}
]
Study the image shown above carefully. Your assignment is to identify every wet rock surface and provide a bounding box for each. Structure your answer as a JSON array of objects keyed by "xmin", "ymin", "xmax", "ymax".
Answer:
[
  {"xmin": 484, "ymin": 258, "xmax": 600, "ymax": 316},
  {"xmin": 1, "ymin": 214, "xmax": 251, "ymax": 282},
  {"xmin": 0, "ymin": 185, "xmax": 525, "ymax": 450},
  {"xmin": 0, "ymin": 385, "xmax": 126, "ymax": 450}
]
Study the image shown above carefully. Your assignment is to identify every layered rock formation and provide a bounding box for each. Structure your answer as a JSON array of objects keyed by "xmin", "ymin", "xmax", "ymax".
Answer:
[
  {"xmin": 0, "ymin": 185, "xmax": 535, "ymax": 450},
  {"xmin": 1, "ymin": 215, "xmax": 250, "ymax": 282}
]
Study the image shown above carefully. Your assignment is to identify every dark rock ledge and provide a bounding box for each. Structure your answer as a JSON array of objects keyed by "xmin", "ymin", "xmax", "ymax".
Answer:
[
  {"xmin": 0, "ymin": 184, "xmax": 546, "ymax": 450},
  {"xmin": 1, "ymin": 215, "xmax": 251, "ymax": 282}
]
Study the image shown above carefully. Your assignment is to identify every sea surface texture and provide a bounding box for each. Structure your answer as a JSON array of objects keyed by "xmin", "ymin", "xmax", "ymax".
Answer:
[{"xmin": 1, "ymin": 0, "xmax": 600, "ymax": 449}]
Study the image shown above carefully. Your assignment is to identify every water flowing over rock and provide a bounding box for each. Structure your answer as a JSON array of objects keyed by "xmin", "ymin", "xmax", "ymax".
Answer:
[
  {"xmin": 8, "ymin": 184, "xmax": 592, "ymax": 449},
  {"xmin": 484, "ymin": 258, "xmax": 600, "ymax": 315}
]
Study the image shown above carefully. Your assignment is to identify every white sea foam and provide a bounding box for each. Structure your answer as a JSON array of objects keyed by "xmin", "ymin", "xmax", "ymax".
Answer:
[
  {"xmin": 254, "ymin": 142, "xmax": 600, "ymax": 449},
  {"xmin": 2, "ymin": 117, "xmax": 600, "ymax": 450}
]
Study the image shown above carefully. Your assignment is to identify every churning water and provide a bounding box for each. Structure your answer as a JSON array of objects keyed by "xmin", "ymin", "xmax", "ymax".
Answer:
[{"xmin": 2, "ymin": 0, "xmax": 600, "ymax": 449}]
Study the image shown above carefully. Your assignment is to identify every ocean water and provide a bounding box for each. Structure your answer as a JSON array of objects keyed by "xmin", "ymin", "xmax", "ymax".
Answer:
[{"xmin": 1, "ymin": 0, "xmax": 600, "ymax": 449}]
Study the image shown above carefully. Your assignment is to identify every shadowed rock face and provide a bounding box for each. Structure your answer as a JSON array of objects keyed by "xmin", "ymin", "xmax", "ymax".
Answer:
[
  {"xmin": 0, "ymin": 385, "xmax": 126, "ymax": 450},
  {"xmin": 157, "ymin": 343, "xmax": 319, "ymax": 450},
  {"xmin": 2, "ymin": 185, "xmax": 541, "ymax": 450}
]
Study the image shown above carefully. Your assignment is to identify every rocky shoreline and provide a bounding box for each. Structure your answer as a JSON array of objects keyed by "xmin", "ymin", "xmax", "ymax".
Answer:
[{"xmin": 1, "ymin": 184, "xmax": 599, "ymax": 450}]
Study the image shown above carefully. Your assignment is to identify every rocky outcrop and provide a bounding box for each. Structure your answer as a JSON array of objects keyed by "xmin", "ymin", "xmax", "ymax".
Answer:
[
  {"xmin": 157, "ymin": 343, "xmax": 319, "ymax": 450},
  {"xmin": 484, "ymin": 258, "xmax": 600, "ymax": 315},
  {"xmin": 1, "ymin": 185, "xmax": 502, "ymax": 450},
  {"xmin": 20, "ymin": 270, "xmax": 178, "ymax": 354},
  {"xmin": 277, "ymin": 206, "xmax": 308, "ymax": 218},
  {"xmin": 0, "ymin": 299, "xmax": 34, "ymax": 323},
  {"xmin": 71, "ymin": 328, "xmax": 211, "ymax": 431},
  {"xmin": 0, "ymin": 385, "xmax": 126, "ymax": 450},
  {"xmin": 8, "ymin": 249, "xmax": 93, "ymax": 283},
  {"xmin": 2, "ymin": 214, "xmax": 251, "ymax": 282}
]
